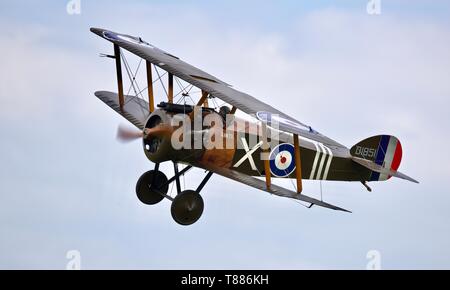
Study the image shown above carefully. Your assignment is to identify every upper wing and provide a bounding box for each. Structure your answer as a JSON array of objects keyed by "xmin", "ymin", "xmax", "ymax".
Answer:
[
  {"xmin": 90, "ymin": 28, "xmax": 344, "ymax": 148},
  {"xmin": 201, "ymin": 163, "xmax": 351, "ymax": 213}
]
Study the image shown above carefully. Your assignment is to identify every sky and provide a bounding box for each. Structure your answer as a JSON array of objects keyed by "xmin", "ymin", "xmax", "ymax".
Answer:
[{"xmin": 0, "ymin": 0, "xmax": 449, "ymax": 269}]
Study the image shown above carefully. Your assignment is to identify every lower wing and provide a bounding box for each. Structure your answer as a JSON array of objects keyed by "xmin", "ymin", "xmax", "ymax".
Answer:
[{"xmin": 201, "ymin": 163, "xmax": 351, "ymax": 213}]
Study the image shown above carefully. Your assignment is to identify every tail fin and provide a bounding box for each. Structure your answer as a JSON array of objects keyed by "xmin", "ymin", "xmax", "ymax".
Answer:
[{"xmin": 350, "ymin": 135, "xmax": 403, "ymax": 181}]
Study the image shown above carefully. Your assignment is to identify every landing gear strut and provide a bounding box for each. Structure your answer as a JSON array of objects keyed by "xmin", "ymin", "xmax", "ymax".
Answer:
[
  {"xmin": 170, "ymin": 171, "xmax": 213, "ymax": 226},
  {"xmin": 136, "ymin": 163, "xmax": 213, "ymax": 226}
]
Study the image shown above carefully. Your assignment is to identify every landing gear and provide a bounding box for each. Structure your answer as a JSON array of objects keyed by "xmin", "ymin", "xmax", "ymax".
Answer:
[
  {"xmin": 136, "ymin": 170, "xmax": 169, "ymax": 205},
  {"xmin": 171, "ymin": 190, "xmax": 204, "ymax": 226},
  {"xmin": 136, "ymin": 163, "xmax": 213, "ymax": 225}
]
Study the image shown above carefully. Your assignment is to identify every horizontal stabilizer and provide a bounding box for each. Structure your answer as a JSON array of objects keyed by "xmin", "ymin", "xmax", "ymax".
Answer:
[
  {"xmin": 95, "ymin": 91, "xmax": 150, "ymax": 129},
  {"xmin": 352, "ymin": 157, "xmax": 419, "ymax": 184},
  {"xmin": 201, "ymin": 163, "xmax": 351, "ymax": 213}
]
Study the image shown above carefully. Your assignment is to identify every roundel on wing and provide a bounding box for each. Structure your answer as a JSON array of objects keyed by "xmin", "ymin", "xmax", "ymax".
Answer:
[
  {"xmin": 103, "ymin": 31, "xmax": 154, "ymax": 48},
  {"xmin": 269, "ymin": 143, "xmax": 296, "ymax": 177}
]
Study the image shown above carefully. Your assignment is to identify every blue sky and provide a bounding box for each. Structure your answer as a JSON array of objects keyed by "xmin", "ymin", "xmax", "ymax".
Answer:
[{"xmin": 1, "ymin": 0, "xmax": 450, "ymax": 269}]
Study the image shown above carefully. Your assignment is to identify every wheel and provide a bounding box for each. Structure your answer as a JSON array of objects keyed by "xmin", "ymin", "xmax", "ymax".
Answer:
[
  {"xmin": 171, "ymin": 190, "xmax": 204, "ymax": 226},
  {"xmin": 136, "ymin": 170, "xmax": 169, "ymax": 205}
]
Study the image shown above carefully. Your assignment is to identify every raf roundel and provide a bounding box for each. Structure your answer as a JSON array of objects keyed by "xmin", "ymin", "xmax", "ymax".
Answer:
[{"xmin": 269, "ymin": 143, "xmax": 296, "ymax": 177}]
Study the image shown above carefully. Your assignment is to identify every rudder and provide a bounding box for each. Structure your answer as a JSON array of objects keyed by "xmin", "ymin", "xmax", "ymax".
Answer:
[{"xmin": 350, "ymin": 135, "xmax": 403, "ymax": 181}]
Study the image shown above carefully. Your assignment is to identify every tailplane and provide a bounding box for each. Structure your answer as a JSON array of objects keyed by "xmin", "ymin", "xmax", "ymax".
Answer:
[{"xmin": 350, "ymin": 135, "xmax": 418, "ymax": 183}]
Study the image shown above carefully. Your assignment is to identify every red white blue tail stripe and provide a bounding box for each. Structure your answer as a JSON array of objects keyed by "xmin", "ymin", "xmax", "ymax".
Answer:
[{"xmin": 370, "ymin": 135, "xmax": 403, "ymax": 181}]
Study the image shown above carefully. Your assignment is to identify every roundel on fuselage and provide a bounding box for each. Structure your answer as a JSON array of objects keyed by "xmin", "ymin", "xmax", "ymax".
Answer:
[{"xmin": 269, "ymin": 143, "xmax": 296, "ymax": 177}]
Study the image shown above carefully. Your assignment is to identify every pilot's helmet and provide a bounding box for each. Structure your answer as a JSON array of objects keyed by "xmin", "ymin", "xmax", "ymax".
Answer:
[{"xmin": 219, "ymin": 106, "xmax": 231, "ymax": 117}]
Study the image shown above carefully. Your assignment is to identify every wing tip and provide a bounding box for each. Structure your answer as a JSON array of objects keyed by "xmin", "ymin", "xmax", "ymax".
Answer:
[
  {"xmin": 292, "ymin": 193, "xmax": 352, "ymax": 213},
  {"xmin": 332, "ymin": 205, "xmax": 352, "ymax": 213},
  {"xmin": 308, "ymin": 202, "xmax": 352, "ymax": 213},
  {"xmin": 94, "ymin": 90, "xmax": 107, "ymax": 97},
  {"xmin": 90, "ymin": 27, "xmax": 105, "ymax": 36}
]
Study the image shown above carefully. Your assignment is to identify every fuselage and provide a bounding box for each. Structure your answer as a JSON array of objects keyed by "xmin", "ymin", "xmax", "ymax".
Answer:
[{"xmin": 143, "ymin": 108, "xmax": 372, "ymax": 182}]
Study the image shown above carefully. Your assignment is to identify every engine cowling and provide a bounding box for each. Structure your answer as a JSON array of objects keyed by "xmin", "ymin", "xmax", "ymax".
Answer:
[
  {"xmin": 143, "ymin": 110, "xmax": 175, "ymax": 163},
  {"xmin": 143, "ymin": 103, "xmax": 231, "ymax": 165}
]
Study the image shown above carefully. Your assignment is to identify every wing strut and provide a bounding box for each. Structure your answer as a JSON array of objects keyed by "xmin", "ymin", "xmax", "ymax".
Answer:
[
  {"xmin": 168, "ymin": 73, "xmax": 174, "ymax": 103},
  {"xmin": 197, "ymin": 90, "xmax": 209, "ymax": 107},
  {"xmin": 262, "ymin": 123, "xmax": 272, "ymax": 190},
  {"xmin": 293, "ymin": 134, "xmax": 303, "ymax": 193},
  {"xmin": 113, "ymin": 44, "xmax": 125, "ymax": 110},
  {"xmin": 146, "ymin": 61, "xmax": 155, "ymax": 112}
]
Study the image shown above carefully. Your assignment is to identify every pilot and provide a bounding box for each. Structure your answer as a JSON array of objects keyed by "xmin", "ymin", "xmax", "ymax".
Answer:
[
  {"xmin": 218, "ymin": 106, "xmax": 234, "ymax": 128},
  {"xmin": 219, "ymin": 106, "xmax": 231, "ymax": 119}
]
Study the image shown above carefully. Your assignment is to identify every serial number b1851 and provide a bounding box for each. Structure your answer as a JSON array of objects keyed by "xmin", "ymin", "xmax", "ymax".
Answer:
[{"xmin": 355, "ymin": 146, "xmax": 377, "ymax": 159}]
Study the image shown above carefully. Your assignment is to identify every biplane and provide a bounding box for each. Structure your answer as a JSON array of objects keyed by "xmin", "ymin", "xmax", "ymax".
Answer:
[{"xmin": 90, "ymin": 28, "xmax": 418, "ymax": 226}]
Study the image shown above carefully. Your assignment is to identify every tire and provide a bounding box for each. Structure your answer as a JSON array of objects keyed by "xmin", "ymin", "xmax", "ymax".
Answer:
[
  {"xmin": 171, "ymin": 190, "xmax": 204, "ymax": 226},
  {"xmin": 135, "ymin": 170, "xmax": 169, "ymax": 205}
]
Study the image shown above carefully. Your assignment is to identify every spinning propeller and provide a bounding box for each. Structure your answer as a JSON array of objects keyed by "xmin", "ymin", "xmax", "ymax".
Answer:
[{"xmin": 116, "ymin": 124, "xmax": 143, "ymax": 143}]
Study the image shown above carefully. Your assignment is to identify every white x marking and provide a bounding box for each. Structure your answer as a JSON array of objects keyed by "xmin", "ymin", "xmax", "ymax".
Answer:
[{"xmin": 233, "ymin": 138, "xmax": 263, "ymax": 171}]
